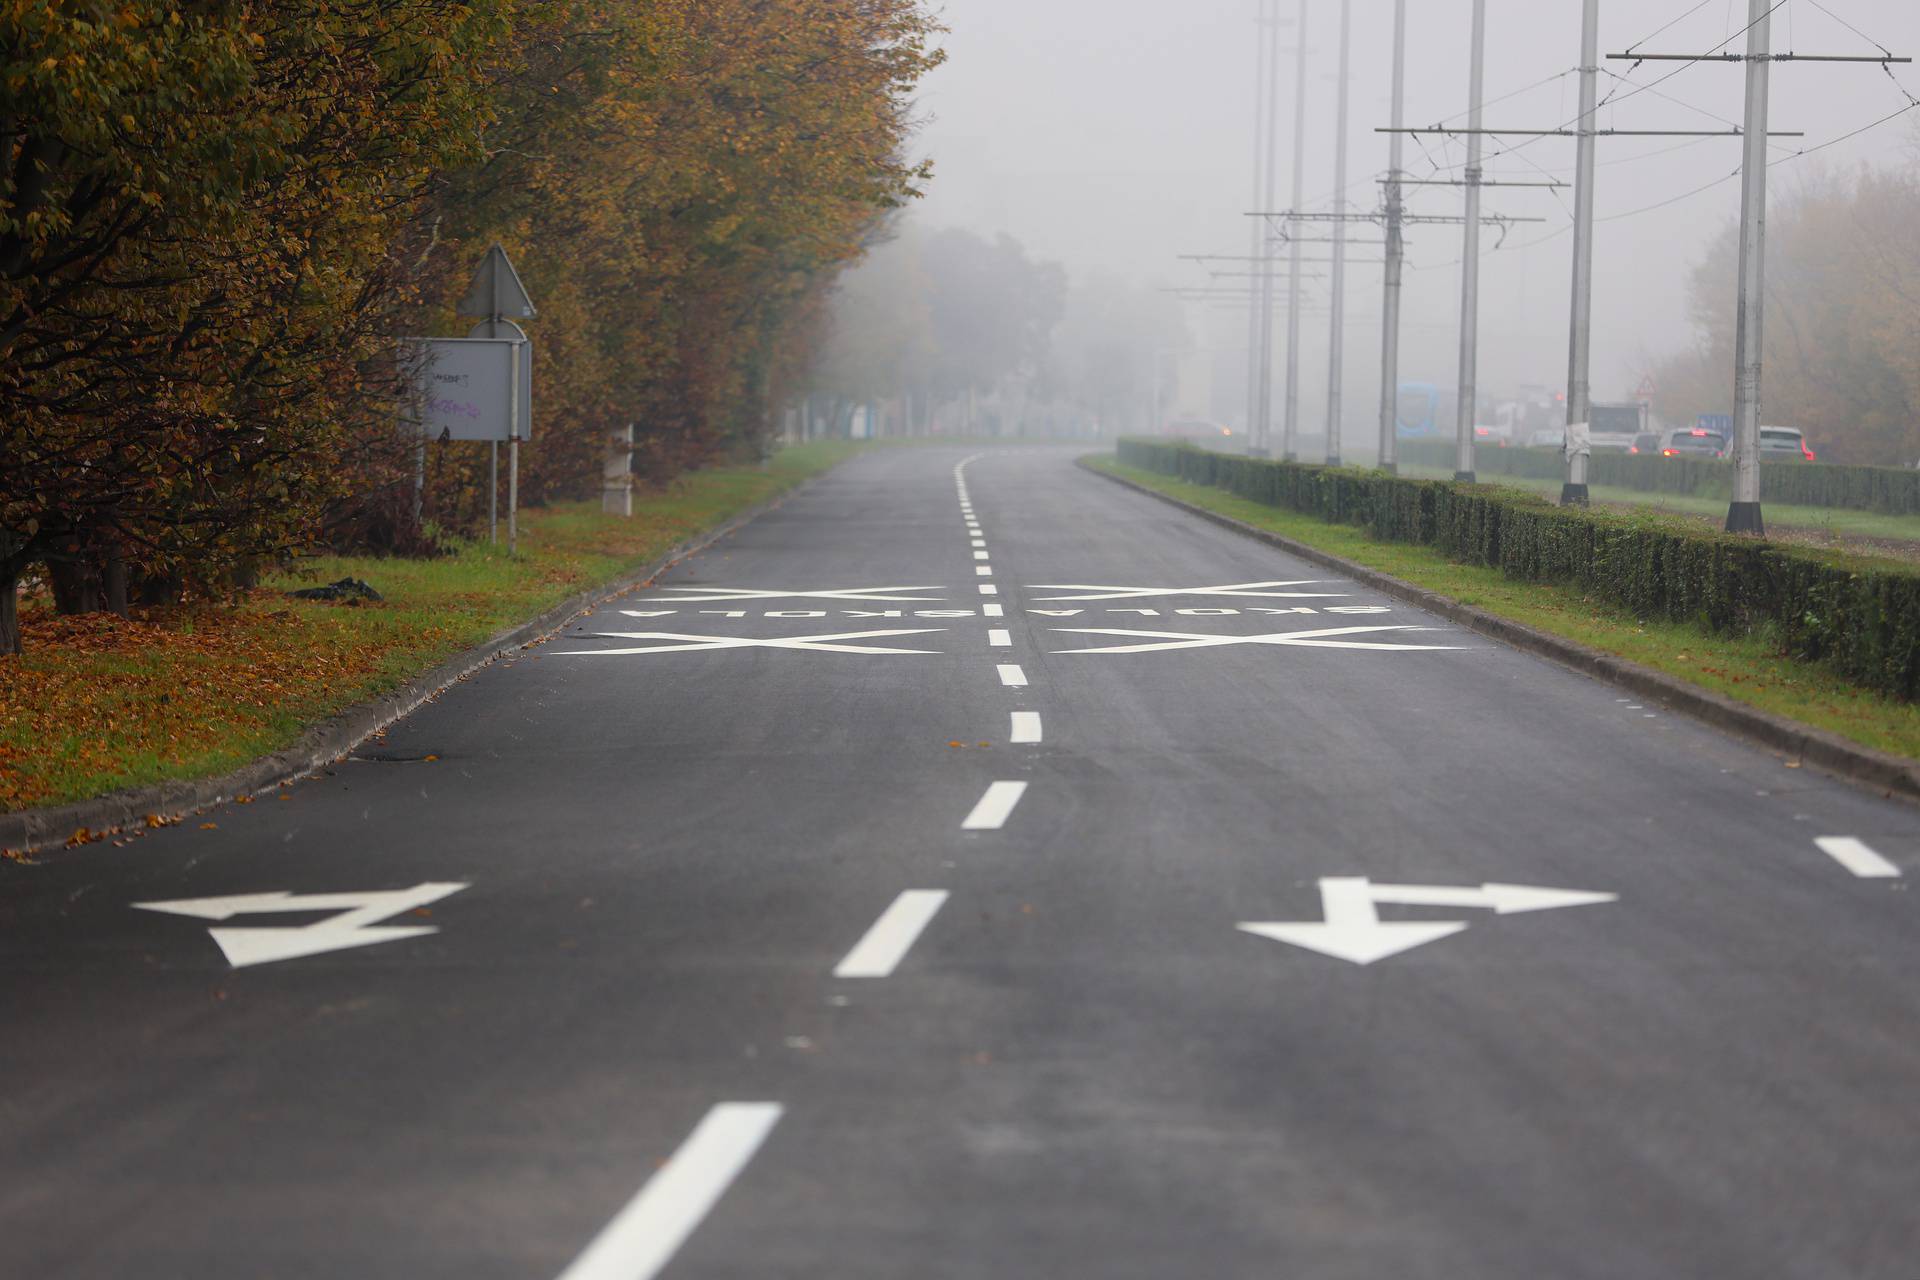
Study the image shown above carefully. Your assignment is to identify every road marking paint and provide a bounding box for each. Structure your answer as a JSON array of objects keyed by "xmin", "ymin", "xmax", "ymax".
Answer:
[
  {"xmin": 1052, "ymin": 624, "xmax": 1462, "ymax": 654},
  {"xmin": 640, "ymin": 586, "xmax": 945, "ymax": 604},
  {"xmin": 962, "ymin": 781, "xmax": 1028, "ymax": 830},
  {"xmin": 971, "ymin": 538, "xmax": 987, "ymax": 547},
  {"xmin": 979, "ymin": 584, "xmax": 998, "ymax": 596},
  {"xmin": 1010, "ymin": 711, "xmax": 1042, "ymax": 744},
  {"xmin": 554, "ymin": 1102, "xmax": 782, "ymax": 1280},
  {"xmin": 1815, "ymin": 836, "xmax": 1901, "ymax": 878},
  {"xmin": 133, "ymin": 883, "xmax": 469, "ymax": 969},
  {"xmin": 973, "ymin": 551, "xmax": 991, "ymax": 560},
  {"xmin": 1031, "ymin": 580, "xmax": 1343, "ymax": 602},
  {"xmin": 557, "ymin": 629, "xmax": 946, "ymax": 657},
  {"xmin": 997, "ymin": 663, "xmax": 1027, "ymax": 687},
  {"xmin": 976, "ymin": 566, "xmax": 994, "ymax": 577},
  {"xmin": 988, "ymin": 629, "xmax": 1012, "ymax": 646},
  {"xmin": 833, "ymin": 890, "xmax": 949, "ymax": 978},
  {"xmin": 983, "ymin": 603, "xmax": 1005, "ymax": 617}
]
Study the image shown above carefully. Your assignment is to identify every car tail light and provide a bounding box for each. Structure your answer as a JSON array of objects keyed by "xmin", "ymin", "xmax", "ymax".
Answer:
[
  {"xmin": 1662, "ymin": 448, "xmax": 1678, "ymax": 457},
  {"xmin": 1803, "ymin": 444, "xmax": 1816, "ymax": 460},
  {"xmin": 1628, "ymin": 445, "xmax": 1639, "ymax": 454}
]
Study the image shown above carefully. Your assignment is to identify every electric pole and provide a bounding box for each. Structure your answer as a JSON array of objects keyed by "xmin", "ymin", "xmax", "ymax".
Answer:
[
  {"xmin": 1245, "ymin": 0, "xmax": 1272, "ymax": 454},
  {"xmin": 1257, "ymin": 0, "xmax": 1286, "ymax": 456},
  {"xmin": 1727, "ymin": 0, "xmax": 1770, "ymax": 534},
  {"xmin": 1455, "ymin": 0, "xmax": 1487, "ymax": 483},
  {"xmin": 1377, "ymin": 0, "xmax": 1407, "ymax": 475},
  {"xmin": 1281, "ymin": 0, "xmax": 1308, "ymax": 461},
  {"xmin": 1325, "ymin": 0, "xmax": 1352, "ymax": 466},
  {"xmin": 1562, "ymin": 0, "xmax": 1599, "ymax": 506},
  {"xmin": 1598, "ymin": 12, "xmax": 1907, "ymax": 533}
]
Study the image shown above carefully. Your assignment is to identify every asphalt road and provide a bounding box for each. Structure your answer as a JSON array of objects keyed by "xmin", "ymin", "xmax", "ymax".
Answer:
[{"xmin": 3, "ymin": 445, "xmax": 1918, "ymax": 1279}]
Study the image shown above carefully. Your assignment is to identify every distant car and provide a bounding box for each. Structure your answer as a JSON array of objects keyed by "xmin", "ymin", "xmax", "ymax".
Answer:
[
  {"xmin": 1160, "ymin": 419, "xmax": 1235, "ymax": 443},
  {"xmin": 1525, "ymin": 427, "xmax": 1564, "ymax": 449},
  {"xmin": 1627, "ymin": 432, "xmax": 1661, "ymax": 456},
  {"xmin": 1660, "ymin": 427, "xmax": 1726, "ymax": 458},
  {"xmin": 1586, "ymin": 402, "xmax": 1648, "ymax": 452},
  {"xmin": 1472, "ymin": 424, "xmax": 1510, "ymax": 448},
  {"xmin": 1759, "ymin": 425, "xmax": 1816, "ymax": 461}
]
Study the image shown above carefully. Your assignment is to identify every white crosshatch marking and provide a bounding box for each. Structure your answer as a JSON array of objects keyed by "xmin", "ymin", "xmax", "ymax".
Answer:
[
  {"xmin": 1029, "ymin": 580, "xmax": 1348, "ymax": 602},
  {"xmin": 556, "ymin": 629, "xmax": 946, "ymax": 656},
  {"xmin": 638, "ymin": 585, "xmax": 946, "ymax": 604},
  {"xmin": 1051, "ymin": 624, "xmax": 1463, "ymax": 654}
]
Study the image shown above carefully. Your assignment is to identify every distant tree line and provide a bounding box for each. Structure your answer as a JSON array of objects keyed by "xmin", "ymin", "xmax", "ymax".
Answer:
[
  {"xmin": 807, "ymin": 223, "xmax": 1188, "ymax": 438},
  {"xmin": 1645, "ymin": 158, "xmax": 1920, "ymax": 466},
  {"xmin": 0, "ymin": 0, "xmax": 941, "ymax": 652}
]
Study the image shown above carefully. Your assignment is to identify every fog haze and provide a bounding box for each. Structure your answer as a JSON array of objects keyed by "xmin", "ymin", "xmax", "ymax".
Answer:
[{"xmin": 911, "ymin": 0, "xmax": 1920, "ymax": 435}]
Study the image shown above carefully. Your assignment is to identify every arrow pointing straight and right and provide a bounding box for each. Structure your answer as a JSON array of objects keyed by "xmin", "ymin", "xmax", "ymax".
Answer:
[{"xmin": 1238, "ymin": 876, "xmax": 1616, "ymax": 966}]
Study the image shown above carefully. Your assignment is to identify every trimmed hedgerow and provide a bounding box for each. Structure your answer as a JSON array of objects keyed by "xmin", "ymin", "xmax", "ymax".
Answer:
[
  {"xmin": 1117, "ymin": 439, "xmax": 1920, "ymax": 700},
  {"xmin": 1397, "ymin": 439, "xmax": 1920, "ymax": 513}
]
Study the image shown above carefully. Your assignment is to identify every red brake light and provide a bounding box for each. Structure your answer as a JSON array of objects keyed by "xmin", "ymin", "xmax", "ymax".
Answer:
[
  {"xmin": 1662, "ymin": 448, "xmax": 1678, "ymax": 456},
  {"xmin": 1803, "ymin": 445, "xmax": 1816, "ymax": 460}
]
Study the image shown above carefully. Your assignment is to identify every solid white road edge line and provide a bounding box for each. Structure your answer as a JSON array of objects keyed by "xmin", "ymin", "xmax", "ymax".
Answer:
[
  {"xmin": 988, "ymin": 629, "xmax": 1012, "ymax": 646},
  {"xmin": 554, "ymin": 1102, "xmax": 782, "ymax": 1280},
  {"xmin": 997, "ymin": 664, "xmax": 1028, "ymax": 687},
  {"xmin": 833, "ymin": 890, "xmax": 950, "ymax": 978},
  {"xmin": 1814, "ymin": 836, "xmax": 1902, "ymax": 878},
  {"xmin": 1010, "ymin": 711, "xmax": 1043, "ymax": 744},
  {"xmin": 962, "ymin": 781, "xmax": 1028, "ymax": 831}
]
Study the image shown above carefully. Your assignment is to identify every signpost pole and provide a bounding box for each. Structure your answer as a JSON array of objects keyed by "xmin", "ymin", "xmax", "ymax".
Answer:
[
  {"xmin": 489, "ymin": 442, "xmax": 499, "ymax": 545},
  {"xmin": 508, "ymin": 338, "xmax": 521, "ymax": 555}
]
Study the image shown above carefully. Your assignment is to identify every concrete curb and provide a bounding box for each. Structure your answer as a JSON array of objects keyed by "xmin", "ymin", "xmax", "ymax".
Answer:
[
  {"xmin": 3, "ymin": 474, "xmax": 825, "ymax": 856},
  {"xmin": 1082, "ymin": 457, "xmax": 1920, "ymax": 805}
]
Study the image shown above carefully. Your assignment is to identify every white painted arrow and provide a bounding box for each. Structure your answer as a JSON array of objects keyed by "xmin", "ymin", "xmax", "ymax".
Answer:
[
  {"xmin": 637, "ymin": 586, "xmax": 946, "ymax": 603},
  {"xmin": 1053, "ymin": 624, "xmax": 1463, "ymax": 654},
  {"xmin": 1028, "ymin": 579, "xmax": 1346, "ymax": 602},
  {"xmin": 1238, "ymin": 876, "xmax": 1615, "ymax": 965},
  {"xmin": 134, "ymin": 882, "xmax": 469, "ymax": 968},
  {"xmin": 552, "ymin": 628, "xmax": 945, "ymax": 656}
]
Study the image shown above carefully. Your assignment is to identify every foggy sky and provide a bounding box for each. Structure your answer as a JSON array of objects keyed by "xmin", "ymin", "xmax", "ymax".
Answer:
[{"xmin": 910, "ymin": 0, "xmax": 1920, "ymax": 433}]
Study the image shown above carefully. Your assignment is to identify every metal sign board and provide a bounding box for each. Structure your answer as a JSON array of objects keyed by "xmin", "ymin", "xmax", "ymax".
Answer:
[
  {"xmin": 458, "ymin": 244, "xmax": 537, "ymax": 320},
  {"xmin": 399, "ymin": 337, "xmax": 532, "ymax": 442}
]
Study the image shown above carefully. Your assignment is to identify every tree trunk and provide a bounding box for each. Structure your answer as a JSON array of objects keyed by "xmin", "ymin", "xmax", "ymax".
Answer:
[
  {"xmin": 104, "ymin": 547, "xmax": 130, "ymax": 617},
  {"xmin": 0, "ymin": 563, "xmax": 18, "ymax": 655},
  {"xmin": 47, "ymin": 555, "xmax": 101, "ymax": 615}
]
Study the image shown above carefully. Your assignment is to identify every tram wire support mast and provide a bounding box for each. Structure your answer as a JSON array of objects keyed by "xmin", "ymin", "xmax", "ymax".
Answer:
[{"xmin": 1607, "ymin": 7, "xmax": 1910, "ymax": 535}]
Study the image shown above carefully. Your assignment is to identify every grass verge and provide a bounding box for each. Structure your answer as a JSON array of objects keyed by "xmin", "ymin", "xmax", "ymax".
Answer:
[
  {"xmin": 1091, "ymin": 456, "xmax": 1920, "ymax": 761},
  {"xmin": 2, "ymin": 442, "xmax": 861, "ymax": 813}
]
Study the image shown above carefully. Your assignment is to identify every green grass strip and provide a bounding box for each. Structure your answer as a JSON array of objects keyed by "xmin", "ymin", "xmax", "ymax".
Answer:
[{"xmin": 1090, "ymin": 456, "xmax": 1920, "ymax": 762}]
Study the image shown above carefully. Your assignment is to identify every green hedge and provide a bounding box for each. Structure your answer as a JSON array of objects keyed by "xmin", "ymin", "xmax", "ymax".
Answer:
[
  {"xmin": 1396, "ymin": 439, "xmax": 1920, "ymax": 514},
  {"xmin": 1117, "ymin": 439, "xmax": 1920, "ymax": 700}
]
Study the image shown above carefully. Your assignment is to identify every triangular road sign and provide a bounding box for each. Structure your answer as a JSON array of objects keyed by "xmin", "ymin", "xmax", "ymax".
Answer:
[{"xmin": 458, "ymin": 244, "xmax": 537, "ymax": 320}]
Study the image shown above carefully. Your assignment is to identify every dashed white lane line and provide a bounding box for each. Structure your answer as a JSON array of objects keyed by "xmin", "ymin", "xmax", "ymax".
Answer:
[
  {"xmin": 997, "ymin": 663, "xmax": 1028, "ymax": 688},
  {"xmin": 973, "ymin": 550, "xmax": 991, "ymax": 560},
  {"xmin": 833, "ymin": 890, "xmax": 949, "ymax": 978},
  {"xmin": 556, "ymin": 1103, "xmax": 782, "ymax": 1280},
  {"xmin": 963, "ymin": 781, "xmax": 1028, "ymax": 830},
  {"xmin": 1010, "ymin": 711, "xmax": 1043, "ymax": 744},
  {"xmin": 971, "ymin": 539, "xmax": 987, "ymax": 548},
  {"xmin": 988, "ymin": 629, "xmax": 1012, "ymax": 646},
  {"xmin": 979, "ymin": 584, "xmax": 998, "ymax": 596},
  {"xmin": 983, "ymin": 602, "xmax": 1005, "ymax": 617},
  {"xmin": 1815, "ymin": 836, "xmax": 1902, "ymax": 878},
  {"xmin": 976, "ymin": 566, "xmax": 994, "ymax": 577}
]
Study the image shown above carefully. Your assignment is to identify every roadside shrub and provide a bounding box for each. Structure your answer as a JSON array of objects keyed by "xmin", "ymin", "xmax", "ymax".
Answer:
[
  {"xmin": 1117, "ymin": 440, "xmax": 1920, "ymax": 700},
  {"xmin": 1396, "ymin": 440, "xmax": 1920, "ymax": 513}
]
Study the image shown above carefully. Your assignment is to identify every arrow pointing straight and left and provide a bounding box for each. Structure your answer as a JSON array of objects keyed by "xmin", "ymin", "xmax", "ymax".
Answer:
[{"xmin": 134, "ymin": 883, "xmax": 470, "ymax": 969}]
